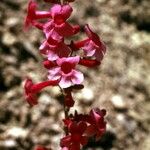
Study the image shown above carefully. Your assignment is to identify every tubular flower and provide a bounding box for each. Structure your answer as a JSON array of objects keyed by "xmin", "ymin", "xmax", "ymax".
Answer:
[
  {"xmin": 74, "ymin": 24, "xmax": 106, "ymax": 62},
  {"xmin": 85, "ymin": 108, "xmax": 106, "ymax": 140},
  {"xmin": 24, "ymin": 0, "xmax": 51, "ymax": 30},
  {"xmin": 64, "ymin": 108, "xmax": 107, "ymax": 141},
  {"xmin": 43, "ymin": 4, "xmax": 79, "ymax": 40},
  {"xmin": 40, "ymin": 39, "xmax": 71, "ymax": 61},
  {"xmin": 48, "ymin": 56, "xmax": 84, "ymax": 88},
  {"xmin": 24, "ymin": 78, "xmax": 59, "ymax": 106},
  {"xmin": 50, "ymin": 4, "xmax": 73, "ymax": 22},
  {"xmin": 83, "ymin": 25, "xmax": 106, "ymax": 61},
  {"xmin": 61, "ymin": 121, "xmax": 88, "ymax": 150},
  {"xmin": 43, "ymin": 19, "xmax": 80, "ymax": 42}
]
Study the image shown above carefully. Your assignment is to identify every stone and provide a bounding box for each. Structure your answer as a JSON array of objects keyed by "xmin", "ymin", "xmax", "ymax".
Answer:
[
  {"xmin": 2, "ymin": 32, "xmax": 17, "ymax": 46},
  {"xmin": 6, "ymin": 127, "xmax": 28, "ymax": 138},
  {"xmin": 76, "ymin": 87, "xmax": 94, "ymax": 103},
  {"xmin": 5, "ymin": 18, "xmax": 19, "ymax": 28},
  {"xmin": 4, "ymin": 139, "xmax": 17, "ymax": 148},
  {"xmin": 39, "ymin": 94, "xmax": 51, "ymax": 105},
  {"xmin": 111, "ymin": 95, "xmax": 126, "ymax": 109}
]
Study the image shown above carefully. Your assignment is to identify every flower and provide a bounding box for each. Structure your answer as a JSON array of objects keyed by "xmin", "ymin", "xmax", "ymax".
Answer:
[
  {"xmin": 24, "ymin": 78, "xmax": 38, "ymax": 106},
  {"xmin": 61, "ymin": 121, "xmax": 88, "ymax": 150},
  {"xmin": 24, "ymin": 0, "xmax": 51, "ymax": 30},
  {"xmin": 48, "ymin": 56, "xmax": 84, "ymax": 88},
  {"xmin": 83, "ymin": 25, "xmax": 106, "ymax": 61},
  {"xmin": 64, "ymin": 108, "xmax": 107, "ymax": 141},
  {"xmin": 43, "ymin": 19, "xmax": 80, "ymax": 42},
  {"xmin": 40, "ymin": 39, "xmax": 71, "ymax": 61},
  {"xmin": 85, "ymin": 108, "xmax": 106, "ymax": 140},
  {"xmin": 24, "ymin": 78, "xmax": 59, "ymax": 106},
  {"xmin": 74, "ymin": 24, "xmax": 106, "ymax": 62},
  {"xmin": 43, "ymin": 4, "xmax": 79, "ymax": 41},
  {"xmin": 50, "ymin": 4, "xmax": 73, "ymax": 23}
]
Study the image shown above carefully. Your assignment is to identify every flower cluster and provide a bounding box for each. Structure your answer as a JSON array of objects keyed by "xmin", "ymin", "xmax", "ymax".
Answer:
[
  {"xmin": 24, "ymin": 0, "xmax": 107, "ymax": 149},
  {"xmin": 61, "ymin": 108, "xmax": 106, "ymax": 150}
]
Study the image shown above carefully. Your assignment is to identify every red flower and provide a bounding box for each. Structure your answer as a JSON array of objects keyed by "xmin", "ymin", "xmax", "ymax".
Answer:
[
  {"xmin": 61, "ymin": 121, "xmax": 88, "ymax": 150},
  {"xmin": 39, "ymin": 39, "xmax": 71, "ymax": 61},
  {"xmin": 74, "ymin": 24, "xmax": 106, "ymax": 62},
  {"xmin": 50, "ymin": 4, "xmax": 73, "ymax": 23},
  {"xmin": 85, "ymin": 108, "xmax": 106, "ymax": 140},
  {"xmin": 24, "ymin": 0, "xmax": 51, "ymax": 30},
  {"xmin": 43, "ymin": 19, "xmax": 80, "ymax": 42},
  {"xmin": 64, "ymin": 108, "xmax": 106, "ymax": 141},
  {"xmin": 24, "ymin": 78, "xmax": 59, "ymax": 107}
]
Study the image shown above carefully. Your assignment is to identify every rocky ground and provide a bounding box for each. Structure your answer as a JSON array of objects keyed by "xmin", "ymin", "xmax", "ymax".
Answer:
[{"xmin": 0, "ymin": 0, "xmax": 150, "ymax": 150}]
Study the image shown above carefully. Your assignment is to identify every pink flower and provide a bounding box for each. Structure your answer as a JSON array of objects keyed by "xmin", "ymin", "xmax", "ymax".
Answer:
[
  {"xmin": 48, "ymin": 56, "xmax": 84, "ymax": 88},
  {"xmin": 39, "ymin": 39, "xmax": 71, "ymax": 61},
  {"xmin": 24, "ymin": 0, "xmax": 51, "ymax": 30},
  {"xmin": 24, "ymin": 78, "xmax": 59, "ymax": 106},
  {"xmin": 42, "ymin": 4, "xmax": 79, "ymax": 41},
  {"xmin": 74, "ymin": 24, "xmax": 106, "ymax": 62},
  {"xmin": 43, "ymin": 20, "xmax": 63, "ymax": 42},
  {"xmin": 50, "ymin": 4, "xmax": 72, "ymax": 23},
  {"xmin": 85, "ymin": 108, "xmax": 106, "ymax": 140},
  {"xmin": 43, "ymin": 20, "xmax": 80, "ymax": 42},
  {"xmin": 61, "ymin": 121, "xmax": 88, "ymax": 150}
]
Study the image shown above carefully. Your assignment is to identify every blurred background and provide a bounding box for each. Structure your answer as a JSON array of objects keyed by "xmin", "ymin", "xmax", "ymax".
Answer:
[{"xmin": 0, "ymin": 0, "xmax": 150, "ymax": 149}]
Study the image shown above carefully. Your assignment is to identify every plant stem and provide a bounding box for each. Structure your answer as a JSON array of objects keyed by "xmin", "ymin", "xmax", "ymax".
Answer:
[{"xmin": 58, "ymin": 86, "xmax": 69, "ymax": 135}]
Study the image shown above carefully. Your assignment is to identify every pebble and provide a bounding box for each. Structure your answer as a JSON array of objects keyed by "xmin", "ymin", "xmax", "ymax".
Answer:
[
  {"xmin": 111, "ymin": 95, "xmax": 126, "ymax": 109},
  {"xmin": 96, "ymin": 0, "xmax": 106, "ymax": 3},
  {"xmin": 3, "ymin": 139, "xmax": 17, "ymax": 148},
  {"xmin": 5, "ymin": 18, "xmax": 19, "ymax": 27},
  {"xmin": 50, "ymin": 86, "xmax": 60, "ymax": 97},
  {"xmin": 6, "ymin": 127, "xmax": 28, "ymax": 138},
  {"xmin": 116, "ymin": 113, "xmax": 126, "ymax": 123},
  {"xmin": 2, "ymin": 32, "xmax": 17, "ymax": 46},
  {"xmin": 39, "ymin": 94, "xmax": 51, "ymax": 105},
  {"xmin": 76, "ymin": 87, "xmax": 94, "ymax": 103}
]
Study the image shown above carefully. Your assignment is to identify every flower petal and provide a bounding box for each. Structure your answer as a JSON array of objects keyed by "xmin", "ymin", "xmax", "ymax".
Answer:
[
  {"xmin": 48, "ymin": 67, "xmax": 61, "ymax": 80},
  {"xmin": 71, "ymin": 70, "xmax": 84, "ymax": 85}
]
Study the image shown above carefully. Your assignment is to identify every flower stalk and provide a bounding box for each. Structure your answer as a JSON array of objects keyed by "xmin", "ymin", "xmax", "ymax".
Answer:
[{"xmin": 23, "ymin": 0, "xmax": 107, "ymax": 149}]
